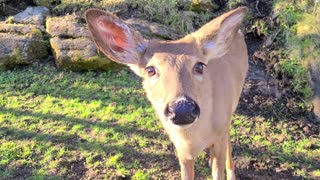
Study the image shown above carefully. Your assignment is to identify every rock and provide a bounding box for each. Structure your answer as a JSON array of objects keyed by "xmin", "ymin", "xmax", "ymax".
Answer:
[
  {"xmin": 0, "ymin": 23, "xmax": 48, "ymax": 70},
  {"xmin": 125, "ymin": 18, "xmax": 182, "ymax": 40},
  {"xmin": 46, "ymin": 15, "xmax": 90, "ymax": 38},
  {"xmin": 46, "ymin": 14, "xmax": 182, "ymax": 71},
  {"xmin": 12, "ymin": 6, "xmax": 50, "ymax": 27},
  {"xmin": 46, "ymin": 14, "xmax": 119, "ymax": 71},
  {"xmin": 0, "ymin": 23, "xmax": 41, "ymax": 35},
  {"xmin": 50, "ymin": 37, "xmax": 119, "ymax": 71},
  {"xmin": 46, "ymin": 15, "xmax": 182, "ymax": 40}
]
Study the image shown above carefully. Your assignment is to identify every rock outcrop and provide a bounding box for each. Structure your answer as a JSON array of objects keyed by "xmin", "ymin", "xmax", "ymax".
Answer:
[
  {"xmin": 0, "ymin": 23, "xmax": 48, "ymax": 70},
  {"xmin": 12, "ymin": 6, "xmax": 50, "ymax": 29},
  {"xmin": 125, "ymin": 18, "xmax": 182, "ymax": 40},
  {"xmin": 0, "ymin": 6, "xmax": 49, "ymax": 70},
  {"xmin": 46, "ymin": 15, "xmax": 120, "ymax": 71}
]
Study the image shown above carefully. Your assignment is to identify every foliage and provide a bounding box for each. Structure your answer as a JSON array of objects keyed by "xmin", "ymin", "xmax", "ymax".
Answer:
[
  {"xmin": 53, "ymin": 0, "xmax": 211, "ymax": 35},
  {"xmin": 33, "ymin": 0, "xmax": 60, "ymax": 7},
  {"xmin": 273, "ymin": 0, "xmax": 319, "ymax": 99},
  {"xmin": 227, "ymin": 0, "xmax": 245, "ymax": 9}
]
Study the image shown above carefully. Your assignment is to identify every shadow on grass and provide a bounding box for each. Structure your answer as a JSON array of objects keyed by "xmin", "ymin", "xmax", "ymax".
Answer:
[
  {"xmin": 0, "ymin": 106, "xmax": 161, "ymax": 139},
  {"xmin": 0, "ymin": 106, "xmax": 167, "ymax": 150},
  {"xmin": 0, "ymin": 105, "xmax": 180, "ymax": 178}
]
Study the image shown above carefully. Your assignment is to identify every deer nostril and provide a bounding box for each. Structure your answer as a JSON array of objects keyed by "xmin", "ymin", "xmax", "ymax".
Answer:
[
  {"xmin": 168, "ymin": 105, "xmax": 174, "ymax": 113},
  {"xmin": 165, "ymin": 105, "xmax": 176, "ymax": 119},
  {"xmin": 191, "ymin": 105, "xmax": 200, "ymax": 118}
]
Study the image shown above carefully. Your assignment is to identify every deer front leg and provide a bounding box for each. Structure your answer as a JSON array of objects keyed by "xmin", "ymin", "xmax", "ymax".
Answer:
[
  {"xmin": 226, "ymin": 138, "xmax": 236, "ymax": 180},
  {"xmin": 209, "ymin": 139, "xmax": 227, "ymax": 180},
  {"xmin": 179, "ymin": 158, "xmax": 195, "ymax": 180}
]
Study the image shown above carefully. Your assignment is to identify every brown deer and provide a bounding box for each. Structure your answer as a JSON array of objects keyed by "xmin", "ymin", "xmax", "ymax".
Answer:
[{"xmin": 85, "ymin": 7, "xmax": 248, "ymax": 180}]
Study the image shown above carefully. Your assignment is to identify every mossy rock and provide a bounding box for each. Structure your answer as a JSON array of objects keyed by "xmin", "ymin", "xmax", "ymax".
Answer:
[
  {"xmin": 125, "ymin": 18, "xmax": 182, "ymax": 40},
  {"xmin": 46, "ymin": 15, "xmax": 90, "ymax": 38},
  {"xmin": 56, "ymin": 54, "xmax": 122, "ymax": 71},
  {"xmin": 0, "ymin": 42, "xmax": 47, "ymax": 70},
  {"xmin": 0, "ymin": 23, "xmax": 41, "ymax": 35},
  {"xmin": 12, "ymin": 6, "xmax": 50, "ymax": 26},
  {"xmin": 0, "ymin": 28, "xmax": 48, "ymax": 70},
  {"xmin": 28, "ymin": 39, "xmax": 48, "ymax": 60},
  {"xmin": 50, "ymin": 37, "xmax": 122, "ymax": 71},
  {"xmin": 0, "ymin": 48, "xmax": 25, "ymax": 70}
]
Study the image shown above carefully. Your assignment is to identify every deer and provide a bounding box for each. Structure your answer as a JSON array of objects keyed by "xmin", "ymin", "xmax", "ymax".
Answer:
[{"xmin": 85, "ymin": 7, "xmax": 248, "ymax": 180}]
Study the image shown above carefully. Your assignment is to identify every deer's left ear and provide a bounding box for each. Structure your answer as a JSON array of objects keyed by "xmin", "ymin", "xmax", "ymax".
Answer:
[
  {"xmin": 85, "ymin": 9, "xmax": 148, "ymax": 75},
  {"xmin": 192, "ymin": 7, "xmax": 247, "ymax": 60}
]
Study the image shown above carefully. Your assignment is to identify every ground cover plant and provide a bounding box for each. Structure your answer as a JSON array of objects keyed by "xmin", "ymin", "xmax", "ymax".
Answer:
[{"xmin": 0, "ymin": 0, "xmax": 319, "ymax": 179}]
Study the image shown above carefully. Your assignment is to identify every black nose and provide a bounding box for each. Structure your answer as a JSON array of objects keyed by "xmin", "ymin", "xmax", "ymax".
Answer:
[{"xmin": 165, "ymin": 95, "xmax": 200, "ymax": 125}]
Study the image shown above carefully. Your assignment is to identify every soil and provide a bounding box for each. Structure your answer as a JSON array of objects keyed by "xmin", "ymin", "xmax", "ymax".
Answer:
[{"xmin": 1, "ymin": 0, "xmax": 319, "ymax": 179}]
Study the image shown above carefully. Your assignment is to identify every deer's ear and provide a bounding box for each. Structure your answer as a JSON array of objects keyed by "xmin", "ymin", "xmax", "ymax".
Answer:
[
  {"xmin": 192, "ymin": 7, "xmax": 247, "ymax": 60},
  {"xmin": 85, "ymin": 9, "xmax": 147, "ymax": 67}
]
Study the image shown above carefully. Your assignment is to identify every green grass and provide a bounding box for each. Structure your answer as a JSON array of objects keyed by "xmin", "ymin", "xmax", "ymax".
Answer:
[
  {"xmin": 0, "ymin": 64, "xmax": 174, "ymax": 178},
  {"xmin": 0, "ymin": 64, "xmax": 319, "ymax": 179}
]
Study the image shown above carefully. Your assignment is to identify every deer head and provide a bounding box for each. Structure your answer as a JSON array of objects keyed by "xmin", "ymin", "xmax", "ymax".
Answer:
[{"xmin": 85, "ymin": 7, "xmax": 246, "ymax": 127}]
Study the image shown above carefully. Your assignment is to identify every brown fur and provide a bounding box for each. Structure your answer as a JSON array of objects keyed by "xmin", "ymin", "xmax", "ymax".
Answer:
[{"xmin": 85, "ymin": 7, "xmax": 248, "ymax": 180}]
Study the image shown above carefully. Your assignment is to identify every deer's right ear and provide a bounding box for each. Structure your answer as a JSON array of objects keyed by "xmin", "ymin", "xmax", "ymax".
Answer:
[
  {"xmin": 192, "ymin": 7, "xmax": 247, "ymax": 61},
  {"xmin": 85, "ymin": 9, "xmax": 148, "ymax": 75}
]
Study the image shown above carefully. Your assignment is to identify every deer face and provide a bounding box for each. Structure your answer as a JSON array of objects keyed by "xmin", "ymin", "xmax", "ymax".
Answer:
[{"xmin": 140, "ymin": 39, "xmax": 208, "ymax": 127}]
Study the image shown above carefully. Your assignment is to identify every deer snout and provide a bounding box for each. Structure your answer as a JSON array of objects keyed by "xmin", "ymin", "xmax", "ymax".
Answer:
[{"xmin": 165, "ymin": 95, "xmax": 200, "ymax": 125}]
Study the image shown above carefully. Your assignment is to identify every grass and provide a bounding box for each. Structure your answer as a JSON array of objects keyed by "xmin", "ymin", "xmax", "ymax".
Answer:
[
  {"xmin": 0, "ymin": 64, "xmax": 172, "ymax": 178},
  {"xmin": 0, "ymin": 64, "xmax": 319, "ymax": 179}
]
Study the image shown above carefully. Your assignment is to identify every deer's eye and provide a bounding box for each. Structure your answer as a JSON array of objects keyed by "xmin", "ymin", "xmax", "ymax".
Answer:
[
  {"xmin": 146, "ymin": 66, "xmax": 157, "ymax": 77},
  {"xmin": 193, "ymin": 62, "xmax": 206, "ymax": 74}
]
